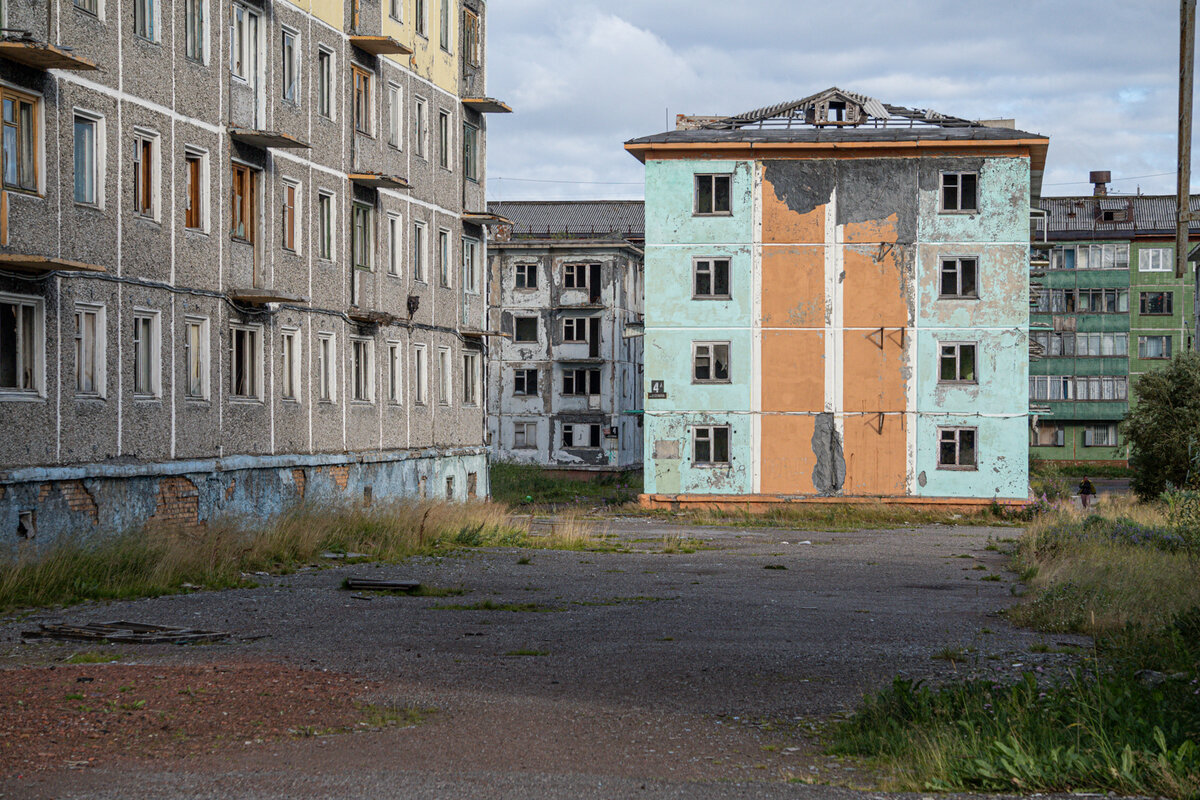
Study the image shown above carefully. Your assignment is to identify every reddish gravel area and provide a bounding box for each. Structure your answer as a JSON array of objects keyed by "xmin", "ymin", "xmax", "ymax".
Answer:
[{"xmin": 0, "ymin": 663, "xmax": 380, "ymax": 777}]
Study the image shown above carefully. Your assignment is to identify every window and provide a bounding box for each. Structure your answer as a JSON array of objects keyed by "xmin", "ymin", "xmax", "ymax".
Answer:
[
  {"xmin": 132, "ymin": 131, "xmax": 158, "ymax": 218},
  {"xmin": 437, "ymin": 111, "xmax": 450, "ymax": 170},
  {"xmin": 282, "ymin": 181, "xmax": 299, "ymax": 252},
  {"xmin": 563, "ymin": 317, "xmax": 587, "ymax": 343},
  {"xmin": 938, "ymin": 342, "xmax": 976, "ymax": 383},
  {"xmin": 463, "ymin": 123, "xmax": 478, "ymax": 181},
  {"xmin": 1140, "ymin": 291, "xmax": 1173, "ymax": 315},
  {"xmin": 1050, "ymin": 243, "xmax": 1130, "ymax": 271},
  {"xmin": 1031, "ymin": 423, "xmax": 1064, "ymax": 448},
  {"xmin": 74, "ymin": 305, "xmax": 104, "ymax": 397},
  {"xmin": 388, "ymin": 84, "xmax": 403, "ymax": 149},
  {"xmin": 317, "ymin": 192, "xmax": 334, "ymax": 259},
  {"xmin": 185, "ymin": 149, "xmax": 207, "ymax": 230},
  {"xmin": 317, "ymin": 333, "xmax": 335, "ymax": 401},
  {"xmin": 693, "ymin": 258, "xmax": 730, "ymax": 298},
  {"xmin": 230, "ymin": 325, "xmax": 261, "ymax": 399},
  {"xmin": 414, "ymin": 97, "xmax": 427, "ymax": 158},
  {"xmin": 389, "ymin": 0, "xmax": 402, "ymax": 21},
  {"xmin": 317, "ymin": 48, "xmax": 333, "ymax": 119},
  {"xmin": 462, "ymin": 237, "xmax": 479, "ymax": 293},
  {"xmin": 134, "ymin": 0, "xmax": 157, "ymax": 41},
  {"xmin": 415, "ymin": 0, "xmax": 427, "ymax": 36},
  {"xmin": 1074, "ymin": 375, "xmax": 1128, "ymax": 401},
  {"xmin": 230, "ymin": 163, "xmax": 256, "ymax": 242},
  {"xmin": 693, "ymin": 426, "xmax": 730, "ymax": 465},
  {"xmin": 1074, "ymin": 332, "xmax": 1127, "ymax": 357},
  {"xmin": 940, "ymin": 172, "xmax": 978, "ymax": 213},
  {"xmin": 72, "ymin": 114, "xmax": 103, "ymax": 207},
  {"xmin": 1077, "ymin": 288, "xmax": 1129, "ymax": 313},
  {"xmin": 1083, "ymin": 424, "xmax": 1119, "ymax": 447},
  {"xmin": 563, "ymin": 263, "xmax": 589, "ymax": 290},
  {"xmin": 694, "ymin": 174, "xmax": 731, "ymax": 215},
  {"xmin": 0, "ymin": 295, "xmax": 42, "ymax": 395},
  {"xmin": 693, "ymin": 342, "xmax": 730, "ymax": 383},
  {"xmin": 513, "ymin": 368, "xmax": 537, "ymax": 396},
  {"xmin": 388, "ymin": 214, "xmax": 402, "ymax": 276},
  {"xmin": 513, "ymin": 421, "xmax": 536, "ymax": 449},
  {"xmin": 414, "ymin": 344, "xmax": 428, "ymax": 404},
  {"xmin": 281, "ymin": 28, "xmax": 299, "ymax": 104},
  {"xmin": 281, "ymin": 328, "xmax": 300, "ymax": 400},
  {"xmin": 74, "ymin": 0, "xmax": 98, "ymax": 15},
  {"xmin": 413, "ymin": 221, "xmax": 427, "ymax": 281},
  {"xmin": 514, "ymin": 263, "xmax": 537, "ymax": 289},
  {"xmin": 438, "ymin": 347, "xmax": 452, "ymax": 405},
  {"xmin": 1138, "ymin": 335, "xmax": 1172, "ymax": 360},
  {"xmin": 132, "ymin": 312, "xmax": 161, "ymax": 398},
  {"xmin": 184, "ymin": 317, "xmax": 209, "ymax": 399},
  {"xmin": 462, "ymin": 352, "xmax": 478, "ymax": 406},
  {"xmin": 562, "ymin": 368, "xmax": 600, "ymax": 396},
  {"xmin": 230, "ymin": 4, "xmax": 259, "ymax": 81},
  {"xmin": 387, "ymin": 342, "xmax": 402, "ymax": 403},
  {"xmin": 1028, "ymin": 375, "xmax": 1075, "ymax": 401},
  {"xmin": 2, "ymin": 87, "xmax": 38, "ymax": 192},
  {"xmin": 351, "ymin": 338, "xmax": 373, "ymax": 402},
  {"xmin": 513, "ymin": 317, "xmax": 538, "ymax": 343},
  {"xmin": 438, "ymin": 229, "xmax": 451, "ymax": 287},
  {"xmin": 563, "ymin": 423, "xmax": 601, "ymax": 448},
  {"xmin": 439, "ymin": 0, "xmax": 451, "ymax": 50},
  {"xmin": 939, "ymin": 257, "xmax": 978, "ymax": 298},
  {"xmin": 185, "ymin": 0, "xmax": 205, "ymax": 61},
  {"xmin": 937, "ymin": 427, "xmax": 976, "ymax": 469},
  {"xmin": 1031, "ymin": 331, "xmax": 1076, "ymax": 357},
  {"xmin": 352, "ymin": 65, "xmax": 373, "ymax": 136},
  {"xmin": 463, "ymin": 8, "xmax": 481, "ymax": 67},
  {"xmin": 352, "ymin": 202, "xmax": 373, "ymax": 270},
  {"xmin": 1139, "ymin": 247, "xmax": 1173, "ymax": 273}
]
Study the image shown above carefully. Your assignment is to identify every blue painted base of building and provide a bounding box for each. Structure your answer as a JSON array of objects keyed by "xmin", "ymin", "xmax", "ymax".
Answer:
[{"xmin": 0, "ymin": 448, "xmax": 490, "ymax": 553}]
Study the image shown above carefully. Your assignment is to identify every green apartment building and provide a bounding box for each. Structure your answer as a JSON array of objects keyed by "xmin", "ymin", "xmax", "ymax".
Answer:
[{"xmin": 1030, "ymin": 183, "xmax": 1198, "ymax": 466}]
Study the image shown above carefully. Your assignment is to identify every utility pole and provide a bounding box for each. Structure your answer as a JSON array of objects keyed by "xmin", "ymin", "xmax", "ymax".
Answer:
[{"xmin": 1178, "ymin": 0, "xmax": 1198, "ymax": 349}]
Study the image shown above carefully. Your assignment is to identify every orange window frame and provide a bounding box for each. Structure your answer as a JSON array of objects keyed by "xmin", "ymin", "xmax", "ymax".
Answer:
[
  {"xmin": 352, "ymin": 66, "xmax": 372, "ymax": 135},
  {"xmin": 231, "ymin": 163, "xmax": 256, "ymax": 243},
  {"xmin": 185, "ymin": 156, "xmax": 201, "ymax": 228}
]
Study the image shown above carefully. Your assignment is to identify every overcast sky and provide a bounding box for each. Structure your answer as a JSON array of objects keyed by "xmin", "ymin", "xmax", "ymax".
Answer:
[{"xmin": 484, "ymin": 0, "xmax": 1189, "ymax": 202}]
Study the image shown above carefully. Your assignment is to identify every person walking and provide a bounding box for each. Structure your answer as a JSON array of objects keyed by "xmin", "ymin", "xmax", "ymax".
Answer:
[{"xmin": 1078, "ymin": 476, "xmax": 1096, "ymax": 509}]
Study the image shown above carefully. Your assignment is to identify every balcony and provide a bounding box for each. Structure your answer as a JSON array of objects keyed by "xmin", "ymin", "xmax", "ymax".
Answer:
[
  {"xmin": 227, "ymin": 288, "xmax": 308, "ymax": 306},
  {"xmin": 0, "ymin": 253, "xmax": 104, "ymax": 275},
  {"xmin": 349, "ymin": 36, "xmax": 413, "ymax": 56},
  {"xmin": 0, "ymin": 39, "xmax": 97, "ymax": 71},
  {"xmin": 229, "ymin": 128, "xmax": 310, "ymax": 150},
  {"xmin": 462, "ymin": 98, "xmax": 512, "ymax": 114}
]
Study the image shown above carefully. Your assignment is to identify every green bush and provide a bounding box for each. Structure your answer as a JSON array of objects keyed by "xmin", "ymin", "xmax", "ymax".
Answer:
[{"xmin": 1124, "ymin": 352, "xmax": 1200, "ymax": 500}]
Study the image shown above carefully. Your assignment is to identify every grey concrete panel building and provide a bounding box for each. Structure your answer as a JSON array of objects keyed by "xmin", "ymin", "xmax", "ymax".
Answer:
[
  {"xmin": 0, "ymin": 0, "xmax": 506, "ymax": 546},
  {"xmin": 486, "ymin": 201, "xmax": 644, "ymax": 475}
]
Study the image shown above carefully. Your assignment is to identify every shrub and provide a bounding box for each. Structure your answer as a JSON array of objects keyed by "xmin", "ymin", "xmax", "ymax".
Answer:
[{"xmin": 1124, "ymin": 352, "xmax": 1200, "ymax": 500}]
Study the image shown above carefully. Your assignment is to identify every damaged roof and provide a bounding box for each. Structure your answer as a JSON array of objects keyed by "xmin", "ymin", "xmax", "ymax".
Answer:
[
  {"xmin": 1040, "ymin": 195, "xmax": 1200, "ymax": 238},
  {"xmin": 487, "ymin": 200, "xmax": 644, "ymax": 239}
]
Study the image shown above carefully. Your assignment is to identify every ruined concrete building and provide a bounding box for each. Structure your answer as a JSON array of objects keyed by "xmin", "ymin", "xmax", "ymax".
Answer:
[
  {"xmin": 625, "ymin": 88, "xmax": 1049, "ymax": 508},
  {"xmin": 0, "ymin": 0, "xmax": 508, "ymax": 543},
  {"xmin": 485, "ymin": 201, "xmax": 644, "ymax": 476}
]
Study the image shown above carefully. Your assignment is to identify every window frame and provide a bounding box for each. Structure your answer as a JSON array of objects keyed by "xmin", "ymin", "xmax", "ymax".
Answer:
[
  {"xmin": 316, "ymin": 332, "xmax": 336, "ymax": 402},
  {"xmin": 351, "ymin": 64, "xmax": 374, "ymax": 137},
  {"xmin": 693, "ymin": 173, "xmax": 732, "ymax": 216},
  {"xmin": 462, "ymin": 351, "xmax": 479, "ymax": 406},
  {"xmin": 281, "ymin": 26, "xmax": 300, "ymax": 105},
  {"xmin": 184, "ymin": 147, "xmax": 209, "ymax": 231},
  {"xmin": 229, "ymin": 3, "xmax": 259, "ymax": 82},
  {"xmin": 132, "ymin": 128, "xmax": 160, "ymax": 220},
  {"xmin": 692, "ymin": 425, "xmax": 730, "ymax": 466},
  {"xmin": 73, "ymin": 303, "xmax": 106, "ymax": 398},
  {"xmin": 438, "ymin": 228, "xmax": 452, "ymax": 287},
  {"xmin": 513, "ymin": 316, "xmax": 538, "ymax": 343},
  {"xmin": 413, "ymin": 343, "xmax": 428, "ymax": 404},
  {"xmin": 692, "ymin": 341, "xmax": 731, "ymax": 384},
  {"xmin": 939, "ymin": 171, "xmax": 978, "ymax": 213},
  {"xmin": 561, "ymin": 367, "xmax": 600, "ymax": 397},
  {"xmin": 386, "ymin": 340, "xmax": 403, "ymax": 404},
  {"xmin": 317, "ymin": 190, "xmax": 335, "ymax": 261},
  {"xmin": 437, "ymin": 346, "xmax": 452, "ymax": 406},
  {"xmin": 563, "ymin": 317, "xmax": 587, "ymax": 343},
  {"xmin": 437, "ymin": 109, "xmax": 451, "ymax": 171},
  {"xmin": 462, "ymin": 236, "xmax": 479, "ymax": 294},
  {"xmin": 513, "ymin": 367, "xmax": 538, "ymax": 396},
  {"xmin": 937, "ymin": 426, "xmax": 977, "ymax": 470},
  {"xmin": 133, "ymin": 0, "xmax": 159, "ymax": 42},
  {"xmin": 439, "ymin": 0, "xmax": 452, "ymax": 51},
  {"xmin": 131, "ymin": 309, "xmax": 162, "ymax": 399},
  {"xmin": 938, "ymin": 256, "xmax": 978, "ymax": 299},
  {"xmin": 280, "ymin": 327, "xmax": 301, "ymax": 402},
  {"xmin": 1, "ymin": 86, "xmax": 41, "ymax": 194},
  {"xmin": 387, "ymin": 213, "xmax": 402, "ymax": 277},
  {"xmin": 415, "ymin": 0, "xmax": 427, "ymax": 37},
  {"xmin": 1138, "ymin": 247, "xmax": 1173, "ymax": 273},
  {"xmin": 183, "ymin": 316, "xmax": 210, "ymax": 400},
  {"xmin": 1031, "ymin": 422, "xmax": 1065, "ymax": 448},
  {"xmin": 412, "ymin": 220, "xmax": 428, "ymax": 282},
  {"xmin": 281, "ymin": 179, "xmax": 301, "ymax": 253},
  {"xmin": 73, "ymin": 0, "xmax": 100, "ymax": 17},
  {"xmin": 317, "ymin": 47, "xmax": 335, "ymax": 120},
  {"xmin": 562, "ymin": 422, "xmax": 601, "ymax": 449},
  {"xmin": 513, "ymin": 420, "xmax": 537, "ymax": 449},
  {"xmin": 185, "ymin": 0, "xmax": 206, "ymax": 63},
  {"xmin": 514, "ymin": 263, "xmax": 537, "ymax": 289},
  {"xmin": 938, "ymin": 341, "xmax": 977, "ymax": 384},
  {"xmin": 351, "ymin": 201, "xmax": 374, "ymax": 272},
  {"xmin": 692, "ymin": 257, "xmax": 731, "ymax": 300},
  {"xmin": 73, "ymin": 110, "xmax": 103, "ymax": 208},
  {"xmin": 387, "ymin": 83, "xmax": 403, "ymax": 150},
  {"xmin": 350, "ymin": 337, "xmax": 374, "ymax": 403},
  {"xmin": 0, "ymin": 293, "xmax": 44, "ymax": 398},
  {"xmin": 414, "ymin": 96, "xmax": 428, "ymax": 159},
  {"xmin": 463, "ymin": 121, "xmax": 479, "ymax": 182},
  {"xmin": 1139, "ymin": 291, "xmax": 1174, "ymax": 316},
  {"xmin": 1137, "ymin": 335, "xmax": 1173, "ymax": 360},
  {"xmin": 229, "ymin": 324, "xmax": 262, "ymax": 401},
  {"xmin": 463, "ymin": 7, "xmax": 481, "ymax": 67},
  {"xmin": 230, "ymin": 161, "xmax": 257, "ymax": 243}
]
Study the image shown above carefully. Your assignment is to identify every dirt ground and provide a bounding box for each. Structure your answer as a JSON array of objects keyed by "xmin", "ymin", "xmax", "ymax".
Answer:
[{"xmin": 0, "ymin": 518, "xmax": 1088, "ymax": 800}]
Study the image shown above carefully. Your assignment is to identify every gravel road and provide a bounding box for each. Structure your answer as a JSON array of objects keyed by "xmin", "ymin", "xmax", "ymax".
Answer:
[{"xmin": 0, "ymin": 518, "xmax": 1088, "ymax": 799}]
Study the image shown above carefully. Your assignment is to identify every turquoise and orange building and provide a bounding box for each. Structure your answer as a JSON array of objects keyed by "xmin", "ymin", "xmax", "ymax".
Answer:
[{"xmin": 625, "ymin": 89, "xmax": 1049, "ymax": 509}]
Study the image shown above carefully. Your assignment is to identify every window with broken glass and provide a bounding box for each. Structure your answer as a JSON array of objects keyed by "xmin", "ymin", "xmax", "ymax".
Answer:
[
  {"xmin": 939, "ymin": 257, "xmax": 978, "ymax": 298},
  {"xmin": 513, "ymin": 421, "xmax": 536, "ymax": 449},
  {"xmin": 513, "ymin": 317, "xmax": 538, "ymax": 343},
  {"xmin": 513, "ymin": 368, "xmax": 538, "ymax": 396},
  {"xmin": 693, "ymin": 426, "xmax": 730, "ymax": 465},
  {"xmin": 514, "ymin": 263, "xmax": 537, "ymax": 289},
  {"xmin": 937, "ymin": 427, "xmax": 976, "ymax": 469},
  {"xmin": 694, "ymin": 174, "xmax": 731, "ymax": 215},
  {"xmin": 940, "ymin": 172, "xmax": 977, "ymax": 213},
  {"xmin": 562, "ymin": 423, "xmax": 601, "ymax": 448},
  {"xmin": 693, "ymin": 258, "xmax": 730, "ymax": 299},
  {"xmin": 562, "ymin": 368, "xmax": 600, "ymax": 396},
  {"xmin": 562, "ymin": 317, "xmax": 587, "ymax": 343},
  {"xmin": 938, "ymin": 343, "xmax": 976, "ymax": 383},
  {"xmin": 693, "ymin": 342, "xmax": 730, "ymax": 383}
]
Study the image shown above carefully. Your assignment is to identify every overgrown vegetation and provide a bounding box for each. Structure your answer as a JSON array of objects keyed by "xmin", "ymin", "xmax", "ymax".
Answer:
[
  {"xmin": 832, "ymin": 496, "xmax": 1200, "ymax": 797},
  {"xmin": 1030, "ymin": 459, "xmax": 1132, "ymax": 480},
  {"xmin": 0, "ymin": 501, "xmax": 604, "ymax": 612},
  {"xmin": 1124, "ymin": 351, "xmax": 1200, "ymax": 500},
  {"xmin": 642, "ymin": 502, "xmax": 1018, "ymax": 532},
  {"xmin": 490, "ymin": 461, "xmax": 640, "ymax": 506}
]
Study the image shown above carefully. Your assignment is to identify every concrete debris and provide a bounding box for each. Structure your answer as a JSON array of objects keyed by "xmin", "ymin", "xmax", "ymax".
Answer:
[
  {"xmin": 23, "ymin": 621, "xmax": 231, "ymax": 644},
  {"xmin": 341, "ymin": 578, "xmax": 421, "ymax": 593}
]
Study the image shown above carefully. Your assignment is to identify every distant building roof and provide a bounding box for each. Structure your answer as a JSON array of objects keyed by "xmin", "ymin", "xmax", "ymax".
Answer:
[
  {"xmin": 1040, "ymin": 195, "xmax": 1200, "ymax": 238},
  {"xmin": 487, "ymin": 200, "xmax": 644, "ymax": 240}
]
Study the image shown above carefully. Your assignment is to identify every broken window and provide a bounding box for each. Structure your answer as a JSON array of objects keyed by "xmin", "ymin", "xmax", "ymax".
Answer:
[
  {"xmin": 562, "ymin": 423, "xmax": 601, "ymax": 448},
  {"xmin": 2, "ymin": 88, "xmax": 38, "ymax": 193},
  {"xmin": 282, "ymin": 28, "xmax": 299, "ymax": 104},
  {"xmin": 513, "ymin": 317, "xmax": 538, "ymax": 343},
  {"xmin": 562, "ymin": 368, "xmax": 600, "ymax": 396},
  {"xmin": 937, "ymin": 427, "xmax": 976, "ymax": 469},
  {"xmin": 1138, "ymin": 247, "xmax": 1172, "ymax": 273},
  {"xmin": 74, "ymin": 305, "xmax": 104, "ymax": 396},
  {"xmin": 693, "ymin": 426, "xmax": 730, "ymax": 465},
  {"xmin": 563, "ymin": 317, "xmax": 587, "ymax": 343},
  {"xmin": 694, "ymin": 174, "xmax": 731, "ymax": 215},
  {"xmin": 132, "ymin": 312, "xmax": 160, "ymax": 397},
  {"xmin": 230, "ymin": 4, "xmax": 258, "ymax": 81},
  {"xmin": 692, "ymin": 342, "xmax": 730, "ymax": 383},
  {"xmin": 352, "ymin": 65, "xmax": 373, "ymax": 135},
  {"xmin": 938, "ymin": 257, "xmax": 977, "ymax": 298},
  {"xmin": 1138, "ymin": 335, "xmax": 1172, "ymax": 360},
  {"xmin": 513, "ymin": 368, "xmax": 537, "ymax": 396},
  {"xmin": 230, "ymin": 325, "xmax": 260, "ymax": 399},
  {"xmin": 230, "ymin": 162, "xmax": 257, "ymax": 243},
  {"xmin": 938, "ymin": 342, "xmax": 976, "ymax": 383},
  {"xmin": 1083, "ymin": 424, "xmax": 1118, "ymax": 447},
  {"xmin": 513, "ymin": 421, "xmax": 536, "ymax": 449},
  {"xmin": 317, "ymin": 333, "xmax": 336, "ymax": 401},
  {"xmin": 940, "ymin": 172, "xmax": 977, "ymax": 213},
  {"xmin": 184, "ymin": 317, "xmax": 208, "ymax": 399},
  {"xmin": 1139, "ymin": 291, "xmax": 1173, "ymax": 315},
  {"xmin": 281, "ymin": 328, "xmax": 300, "ymax": 400},
  {"xmin": 463, "ymin": 8, "xmax": 481, "ymax": 67},
  {"xmin": 514, "ymin": 263, "xmax": 537, "ymax": 289},
  {"xmin": 352, "ymin": 338, "xmax": 373, "ymax": 402},
  {"xmin": 1031, "ymin": 423, "xmax": 1064, "ymax": 447},
  {"xmin": 693, "ymin": 258, "xmax": 730, "ymax": 298}
]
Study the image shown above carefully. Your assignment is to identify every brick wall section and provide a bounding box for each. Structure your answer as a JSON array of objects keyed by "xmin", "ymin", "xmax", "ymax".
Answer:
[
  {"xmin": 330, "ymin": 466, "xmax": 350, "ymax": 492},
  {"xmin": 292, "ymin": 469, "xmax": 307, "ymax": 500},
  {"xmin": 37, "ymin": 484, "xmax": 52, "ymax": 503},
  {"xmin": 59, "ymin": 481, "xmax": 99, "ymax": 523},
  {"xmin": 147, "ymin": 477, "xmax": 202, "ymax": 530},
  {"xmin": 225, "ymin": 479, "xmax": 236, "ymax": 500}
]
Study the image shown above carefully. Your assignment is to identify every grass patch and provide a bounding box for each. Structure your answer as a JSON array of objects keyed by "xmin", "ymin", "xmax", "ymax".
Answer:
[
  {"xmin": 430, "ymin": 600, "xmax": 563, "ymax": 613},
  {"xmin": 0, "ymin": 501, "xmax": 611, "ymax": 612},
  {"xmin": 763, "ymin": 564, "xmax": 788, "ymax": 570},
  {"xmin": 503, "ymin": 649, "xmax": 548, "ymax": 657},
  {"xmin": 637, "ymin": 502, "xmax": 1015, "ymax": 532},
  {"xmin": 64, "ymin": 650, "xmax": 120, "ymax": 664},
  {"xmin": 491, "ymin": 461, "xmax": 640, "ymax": 506},
  {"xmin": 357, "ymin": 703, "xmax": 437, "ymax": 729},
  {"xmin": 572, "ymin": 596, "xmax": 666, "ymax": 607}
]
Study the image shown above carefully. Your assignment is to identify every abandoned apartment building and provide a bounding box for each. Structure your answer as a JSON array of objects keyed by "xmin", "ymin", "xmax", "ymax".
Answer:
[
  {"xmin": 0, "ymin": 0, "xmax": 510, "ymax": 544},
  {"xmin": 626, "ymin": 88, "xmax": 1048, "ymax": 508},
  {"xmin": 485, "ymin": 200, "xmax": 644, "ymax": 476}
]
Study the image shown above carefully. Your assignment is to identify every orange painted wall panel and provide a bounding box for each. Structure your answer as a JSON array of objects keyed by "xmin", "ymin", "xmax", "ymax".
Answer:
[
  {"xmin": 841, "ymin": 413, "xmax": 908, "ymax": 496},
  {"xmin": 842, "ymin": 246, "xmax": 908, "ymax": 328},
  {"xmin": 842, "ymin": 213, "xmax": 899, "ymax": 245},
  {"xmin": 762, "ymin": 331, "xmax": 824, "ymax": 412},
  {"xmin": 761, "ymin": 171, "xmax": 824, "ymax": 244},
  {"xmin": 760, "ymin": 415, "xmax": 818, "ymax": 495},
  {"xmin": 842, "ymin": 330, "xmax": 907, "ymax": 413},
  {"xmin": 761, "ymin": 246, "xmax": 824, "ymax": 328}
]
